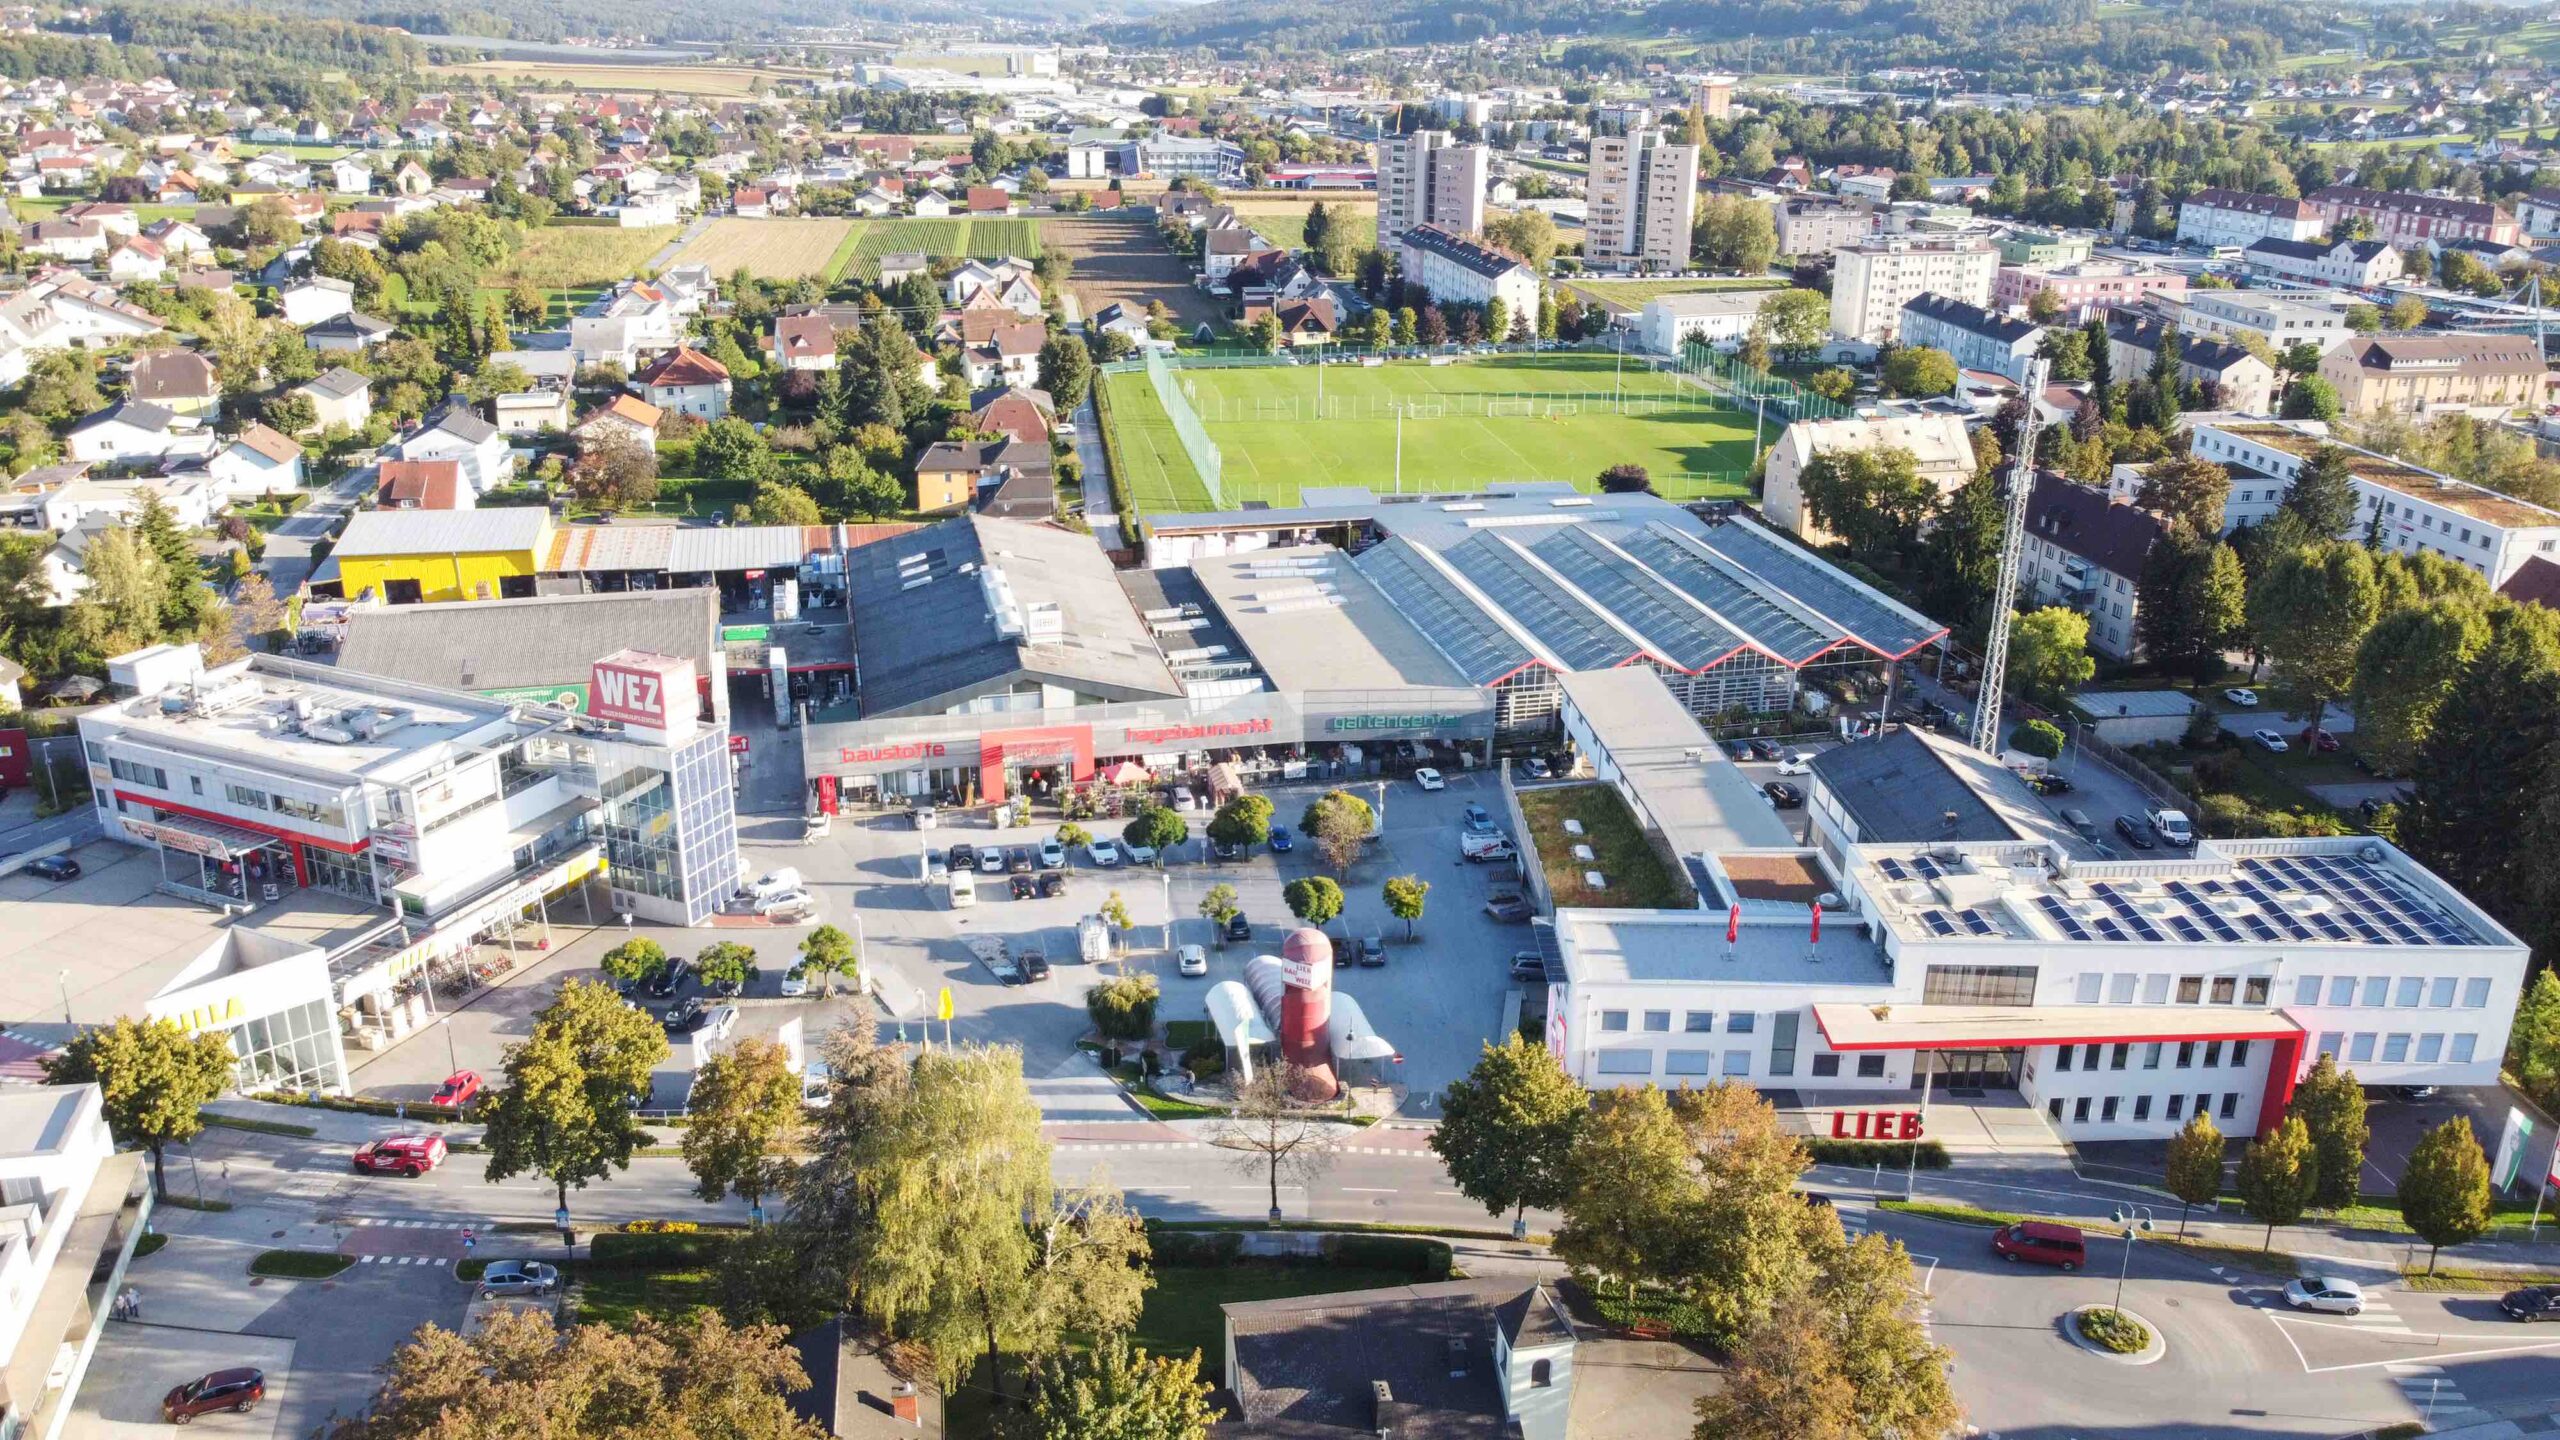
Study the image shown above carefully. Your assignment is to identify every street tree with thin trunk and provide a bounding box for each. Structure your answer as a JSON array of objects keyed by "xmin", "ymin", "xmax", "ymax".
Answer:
[
  {"xmin": 1206, "ymin": 794, "xmax": 1272, "ymax": 850},
  {"xmin": 2236, "ymin": 1114, "xmax": 2317, "ymax": 1250},
  {"xmin": 1299, "ymin": 789, "xmax": 1374, "ymax": 875},
  {"xmin": 599, "ymin": 937, "xmax": 668, "ymax": 988},
  {"xmin": 1381, "ymin": 874, "xmax": 1429, "ymax": 939},
  {"xmin": 480, "ymin": 979, "xmax": 670, "ymax": 1212},
  {"xmin": 1430, "ymin": 1036, "xmax": 1585, "ymax": 1237},
  {"xmin": 680, "ymin": 1036, "xmax": 803, "ymax": 1220},
  {"xmin": 1208, "ymin": 1063, "xmax": 1340, "ymax": 1220},
  {"xmin": 2398, "ymin": 1116, "xmax": 2493, "ymax": 1274},
  {"xmin": 2290, "ymin": 1053, "xmax": 2371, "ymax": 1211},
  {"xmin": 1555, "ymin": 1084, "xmax": 1700, "ymax": 1306},
  {"xmin": 1197, "ymin": 883, "xmax": 1241, "ymax": 946},
  {"xmin": 2164, "ymin": 1112, "xmax": 2224, "ymax": 1236},
  {"xmin": 1282, "ymin": 875, "xmax": 1344, "ymax": 933},
  {"xmin": 42, "ymin": 1017, "xmax": 235, "ymax": 1198},
  {"xmin": 795, "ymin": 924, "xmax": 859, "ymax": 997},
  {"xmin": 696, "ymin": 941, "xmax": 759, "ymax": 993}
]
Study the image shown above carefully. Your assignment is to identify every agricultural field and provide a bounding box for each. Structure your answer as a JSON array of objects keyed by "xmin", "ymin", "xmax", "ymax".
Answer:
[
  {"xmin": 672, "ymin": 217, "xmax": 861, "ymax": 280},
  {"xmin": 1041, "ymin": 213, "xmax": 1220, "ymax": 331},
  {"xmin": 1099, "ymin": 351, "xmax": 1762, "ymax": 515},
  {"xmin": 424, "ymin": 60, "xmax": 827, "ymax": 96},
  {"xmin": 1561, "ymin": 276, "xmax": 1789, "ymax": 316},
  {"xmin": 839, "ymin": 216, "xmax": 1044, "ymax": 279},
  {"xmin": 494, "ymin": 223, "xmax": 678, "ymax": 290}
]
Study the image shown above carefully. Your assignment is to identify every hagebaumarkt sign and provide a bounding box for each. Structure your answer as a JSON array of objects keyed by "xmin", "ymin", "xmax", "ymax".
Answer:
[{"xmin": 1324, "ymin": 712, "xmax": 1470, "ymax": 734}]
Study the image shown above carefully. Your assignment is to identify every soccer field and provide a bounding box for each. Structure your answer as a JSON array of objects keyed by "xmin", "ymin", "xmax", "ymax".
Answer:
[{"xmin": 1097, "ymin": 352, "xmax": 1765, "ymax": 515}]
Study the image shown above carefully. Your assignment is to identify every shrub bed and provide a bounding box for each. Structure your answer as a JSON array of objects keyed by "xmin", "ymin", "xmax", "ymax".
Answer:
[
  {"xmin": 250, "ymin": 1249, "xmax": 354, "ymax": 1279},
  {"xmin": 1141, "ymin": 1227, "xmax": 1451, "ymax": 1279},
  {"xmin": 1807, "ymin": 1138, "xmax": 1950, "ymax": 1168},
  {"xmin": 2077, "ymin": 1306, "xmax": 2151, "ymax": 1354},
  {"xmin": 586, "ymin": 1226, "xmax": 742, "ymax": 1270}
]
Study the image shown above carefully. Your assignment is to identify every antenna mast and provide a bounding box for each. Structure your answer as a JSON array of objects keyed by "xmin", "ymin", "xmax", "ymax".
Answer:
[{"xmin": 1970, "ymin": 356, "xmax": 2052, "ymax": 757}]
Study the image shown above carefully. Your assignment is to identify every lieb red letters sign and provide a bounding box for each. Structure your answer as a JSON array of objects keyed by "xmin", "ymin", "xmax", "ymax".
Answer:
[{"xmin": 1830, "ymin": 1109, "xmax": 1925, "ymax": 1141}]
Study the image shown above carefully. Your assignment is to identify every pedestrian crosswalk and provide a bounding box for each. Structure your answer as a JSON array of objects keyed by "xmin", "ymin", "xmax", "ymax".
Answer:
[
  {"xmin": 2251, "ymin": 1291, "xmax": 2415, "ymax": 1335},
  {"xmin": 354, "ymin": 1255, "xmax": 454, "ymax": 1269},
  {"xmin": 2386, "ymin": 1364, "xmax": 2481, "ymax": 1423},
  {"xmin": 347, "ymin": 1217, "xmax": 477, "ymax": 1230}
]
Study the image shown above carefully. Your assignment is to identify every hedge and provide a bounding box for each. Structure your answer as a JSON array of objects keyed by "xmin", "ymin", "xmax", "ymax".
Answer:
[
  {"xmin": 1805, "ymin": 1137, "xmax": 1951, "ymax": 1169},
  {"xmin": 1143, "ymin": 1226, "xmax": 1451, "ymax": 1279},
  {"xmin": 252, "ymin": 1090, "xmax": 472, "ymax": 1124},
  {"xmin": 586, "ymin": 1228, "xmax": 740, "ymax": 1270}
]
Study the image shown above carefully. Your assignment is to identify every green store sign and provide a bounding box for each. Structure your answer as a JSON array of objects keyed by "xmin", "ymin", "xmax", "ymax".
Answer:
[
  {"xmin": 1324, "ymin": 713, "xmax": 1468, "ymax": 734},
  {"xmin": 480, "ymin": 684, "xmax": 588, "ymax": 712}
]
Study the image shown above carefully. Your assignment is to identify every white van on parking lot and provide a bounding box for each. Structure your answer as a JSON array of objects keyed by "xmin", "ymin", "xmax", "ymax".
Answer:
[{"xmin": 948, "ymin": 869, "xmax": 976, "ymax": 908}]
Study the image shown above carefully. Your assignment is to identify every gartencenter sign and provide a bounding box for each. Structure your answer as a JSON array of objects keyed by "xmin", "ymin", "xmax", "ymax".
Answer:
[{"xmin": 1325, "ymin": 712, "xmax": 1469, "ymax": 734}]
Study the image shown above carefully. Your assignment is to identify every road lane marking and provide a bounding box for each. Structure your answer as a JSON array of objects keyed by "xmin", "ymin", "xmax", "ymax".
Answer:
[
  {"xmin": 1341, "ymin": 1187, "xmax": 1394, "ymax": 1193},
  {"xmin": 2284, "ymin": 1329, "xmax": 2560, "ymax": 1374}
]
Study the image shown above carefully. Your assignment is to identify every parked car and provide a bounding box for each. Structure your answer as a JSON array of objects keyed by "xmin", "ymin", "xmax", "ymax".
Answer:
[
  {"xmin": 23, "ymin": 855, "xmax": 78, "ymax": 881},
  {"xmin": 1356, "ymin": 933, "xmax": 1386, "ymax": 967},
  {"xmin": 1019, "ymin": 948, "xmax": 1051, "ymax": 982},
  {"xmin": 1005, "ymin": 846, "xmax": 1035, "ymax": 873},
  {"xmin": 2028, "ymin": 773, "xmax": 2073, "ymax": 795},
  {"xmin": 2253, "ymin": 728, "xmax": 2290, "ymax": 753},
  {"xmin": 1728, "ymin": 742, "xmax": 1756, "ymax": 762},
  {"xmin": 646, "ymin": 958, "xmax": 692, "ymax": 999},
  {"xmin": 1991, "ymin": 1221, "xmax": 2087, "ymax": 1270},
  {"xmin": 1461, "ymin": 803, "xmax": 1495, "ymax": 832},
  {"xmin": 1177, "ymin": 944, "xmax": 1208, "ymax": 977},
  {"xmin": 1124, "ymin": 842, "xmax": 1158, "ymax": 866},
  {"xmin": 911, "ymin": 804, "xmax": 939, "ymax": 830},
  {"xmin": 1211, "ymin": 838, "xmax": 1244, "ymax": 862},
  {"xmin": 2298, "ymin": 727, "xmax": 2341, "ymax": 753},
  {"xmin": 1267, "ymin": 825, "xmax": 1293, "ymax": 853},
  {"xmin": 2060, "ymin": 807, "xmax": 2100, "ymax": 842},
  {"xmin": 779, "ymin": 965, "xmax": 809, "ymax": 998},
  {"xmin": 1225, "ymin": 911, "xmax": 1252, "ymax": 942},
  {"xmin": 1748, "ymin": 738, "xmax": 1782, "ymax": 761},
  {"xmin": 1036, "ymin": 871, "xmax": 1067, "ymax": 898},
  {"xmin": 1508, "ymin": 951, "xmax": 1548, "ymax": 982},
  {"xmin": 1775, "ymin": 751, "xmax": 1813, "ymax": 776},
  {"xmin": 1009, "ymin": 874, "xmax": 1035, "ymax": 899},
  {"xmin": 977, "ymin": 849, "xmax": 1006, "ymax": 875},
  {"xmin": 758, "ymin": 889, "xmax": 815, "ymax": 919},
  {"xmin": 2113, "ymin": 815, "xmax": 2157, "ymax": 850},
  {"xmin": 925, "ymin": 851, "xmax": 949, "ymax": 882},
  {"xmin": 1039, "ymin": 839, "xmax": 1067, "ymax": 869},
  {"xmin": 662, "ymin": 998, "xmax": 708, "ymax": 1033},
  {"xmin": 948, "ymin": 843, "xmax": 978, "ymax": 872},
  {"xmin": 351, "ymin": 1135, "xmax": 447, "ymax": 1176},
  {"xmin": 2500, "ymin": 1286, "xmax": 2560, "ymax": 1321},
  {"xmin": 699, "ymin": 1005, "xmax": 739, "ymax": 1043},
  {"xmin": 1522, "ymin": 756, "xmax": 1553, "ymax": 779},
  {"xmin": 2283, "ymin": 1276, "xmax": 2366, "ymax": 1316},
  {"xmin": 1485, "ymin": 892, "xmax": 1534, "ymax": 923},
  {"xmin": 164, "ymin": 1369, "xmax": 265, "ymax": 1423},
  {"xmin": 2394, "ymin": 1085, "xmax": 2440, "ymax": 1101},
  {"xmin": 478, "ymin": 1260, "xmax": 560, "ymax": 1298},
  {"xmin": 801, "ymin": 812, "xmax": 830, "ymax": 842},
  {"xmin": 706, "ymin": 959, "xmax": 759, "ymax": 997},
  {"xmin": 2224, "ymin": 688, "xmax": 2260, "ymax": 707},
  {"xmin": 1763, "ymin": 781, "xmax": 1804, "ymax": 809},
  {"xmin": 1413, "ymin": 767, "xmax": 1445, "ymax": 791},
  {"xmin": 430, "ymin": 1071, "xmax": 481, "ymax": 1107},
  {"xmin": 1086, "ymin": 839, "xmax": 1121, "ymax": 867}
]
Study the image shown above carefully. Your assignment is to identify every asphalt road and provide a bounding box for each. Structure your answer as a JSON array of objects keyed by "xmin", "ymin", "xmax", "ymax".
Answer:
[{"xmin": 256, "ymin": 465, "xmax": 372, "ymax": 598}]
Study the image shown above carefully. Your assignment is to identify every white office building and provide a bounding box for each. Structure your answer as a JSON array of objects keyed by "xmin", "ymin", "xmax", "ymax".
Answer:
[
  {"xmin": 0, "ymin": 1086, "xmax": 152, "ymax": 1440},
  {"xmin": 2175, "ymin": 187, "xmax": 2326, "ymax": 249},
  {"xmin": 1830, "ymin": 238, "xmax": 1999, "ymax": 344},
  {"xmin": 1585, "ymin": 129, "xmax": 1699, "ymax": 272},
  {"xmin": 1637, "ymin": 291, "xmax": 1765, "ymax": 356},
  {"xmin": 2189, "ymin": 418, "xmax": 2560, "ymax": 586}
]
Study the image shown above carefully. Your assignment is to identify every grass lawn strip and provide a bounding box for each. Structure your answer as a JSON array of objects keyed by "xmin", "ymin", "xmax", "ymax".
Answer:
[{"xmin": 1135, "ymin": 1266, "xmax": 1419, "ymax": 1383}]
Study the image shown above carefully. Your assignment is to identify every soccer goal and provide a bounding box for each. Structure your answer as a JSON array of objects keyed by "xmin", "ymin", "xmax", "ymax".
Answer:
[
  {"xmin": 1486, "ymin": 398, "xmax": 1534, "ymax": 417},
  {"xmin": 1541, "ymin": 401, "xmax": 1581, "ymax": 418}
]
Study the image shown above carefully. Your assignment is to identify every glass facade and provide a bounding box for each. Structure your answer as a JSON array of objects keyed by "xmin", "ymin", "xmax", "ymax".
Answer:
[
  {"xmin": 1923, "ymin": 964, "xmax": 2039, "ymax": 1007},
  {"xmin": 596, "ymin": 727, "xmax": 736, "ymax": 925},
  {"xmin": 215, "ymin": 997, "xmax": 345, "ymax": 1092}
]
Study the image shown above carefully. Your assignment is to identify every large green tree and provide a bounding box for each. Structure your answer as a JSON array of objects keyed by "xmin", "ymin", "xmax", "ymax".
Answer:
[
  {"xmin": 2398, "ymin": 603, "xmax": 2560, "ymax": 939},
  {"xmin": 1555, "ymin": 1085, "xmax": 1699, "ymax": 1306},
  {"xmin": 1880, "ymin": 345, "xmax": 1958, "ymax": 399},
  {"xmin": 2289, "ymin": 1054, "xmax": 2370, "ymax": 1211},
  {"xmin": 2351, "ymin": 596, "xmax": 2491, "ymax": 778},
  {"xmin": 1431, "ymin": 1036, "xmax": 1586, "ymax": 1236},
  {"xmin": 1690, "ymin": 1312, "xmax": 1859, "ymax": 1440},
  {"xmin": 2248, "ymin": 541, "xmax": 2382, "ymax": 726},
  {"xmin": 480, "ymin": 979, "xmax": 670, "ymax": 1210},
  {"xmin": 2398, "ymin": 1117, "xmax": 2493, "ymax": 1274},
  {"xmin": 1797, "ymin": 446, "xmax": 1939, "ymax": 566},
  {"xmin": 2236, "ymin": 1114, "xmax": 2317, "ymax": 1250},
  {"xmin": 1006, "ymin": 1337, "xmax": 1215, "ymax": 1440},
  {"xmin": 2136, "ymin": 530, "xmax": 2247, "ymax": 684},
  {"xmin": 1797, "ymin": 1223, "xmax": 1963, "ymax": 1440},
  {"xmin": 2136, "ymin": 453, "xmax": 2232, "ymax": 535},
  {"xmin": 2280, "ymin": 444, "xmax": 2362, "ymax": 537},
  {"xmin": 680, "ymin": 1036, "xmax": 803, "ymax": 1220},
  {"xmin": 43, "ymin": 1017, "xmax": 235, "ymax": 1197},
  {"xmin": 2007, "ymin": 606, "xmax": 2097, "ymax": 708}
]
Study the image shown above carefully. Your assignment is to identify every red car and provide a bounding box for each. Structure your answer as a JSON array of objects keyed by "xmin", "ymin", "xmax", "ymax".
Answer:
[
  {"xmin": 163, "ymin": 1368, "xmax": 264, "ymax": 1423},
  {"xmin": 2298, "ymin": 727, "xmax": 2342, "ymax": 753},
  {"xmin": 351, "ymin": 1134, "xmax": 447, "ymax": 1176},
  {"xmin": 430, "ymin": 1071, "xmax": 481, "ymax": 1108}
]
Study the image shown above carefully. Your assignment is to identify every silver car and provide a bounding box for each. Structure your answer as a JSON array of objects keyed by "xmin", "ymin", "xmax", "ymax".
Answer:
[
  {"xmin": 2282, "ymin": 1276, "xmax": 2364, "ymax": 1315},
  {"xmin": 478, "ymin": 1260, "xmax": 560, "ymax": 1297}
]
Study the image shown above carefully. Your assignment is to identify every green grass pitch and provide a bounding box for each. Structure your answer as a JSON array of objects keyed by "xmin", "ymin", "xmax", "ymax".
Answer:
[{"xmin": 1097, "ymin": 352, "xmax": 1767, "ymax": 515}]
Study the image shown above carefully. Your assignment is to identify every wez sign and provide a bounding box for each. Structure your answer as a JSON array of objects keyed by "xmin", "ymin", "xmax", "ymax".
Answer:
[
  {"xmin": 588, "ymin": 651, "xmax": 697, "ymax": 735},
  {"xmin": 1831, "ymin": 1110, "xmax": 1925, "ymax": 1141}
]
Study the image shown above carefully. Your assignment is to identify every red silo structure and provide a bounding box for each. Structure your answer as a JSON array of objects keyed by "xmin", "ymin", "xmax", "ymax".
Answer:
[{"xmin": 1277, "ymin": 927, "xmax": 1339, "ymax": 1100}]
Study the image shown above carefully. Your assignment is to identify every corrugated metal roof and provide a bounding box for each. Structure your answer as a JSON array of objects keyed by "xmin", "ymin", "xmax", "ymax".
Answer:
[
  {"xmin": 335, "ymin": 506, "xmax": 550, "ymax": 558},
  {"xmin": 666, "ymin": 525, "xmax": 829, "ymax": 573},
  {"xmin": 547, "ymin": 523, "xmax": 676, "ymax": 573},
  {"xmin": 336, "ymin": 589, "xmax": 720, "ymax": 692}
]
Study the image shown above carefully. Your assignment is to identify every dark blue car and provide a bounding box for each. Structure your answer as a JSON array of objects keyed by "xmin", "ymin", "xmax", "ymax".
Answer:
[{"xmin": 1267, "ymin": 825, "xmax": 1293, "ymax": 853}]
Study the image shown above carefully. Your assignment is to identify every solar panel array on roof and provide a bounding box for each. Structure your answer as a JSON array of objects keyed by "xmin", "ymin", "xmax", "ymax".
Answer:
[
  {"xmin": 1447, "ymin": 533, "xmax": 1633, "ymax": 672},
  {"xmin": 1987, "ymin": 853, "xmax": 2482, "ymax": 948},
  {"xmin": 1688, "ymin": 518, "xmax": 1943, "ymax": 658},
  {"xmin": 1526, "ymin": 527, "xmax": 1749, "ymax": 672},
  {"xmin": 1352, "ymin": 539, "xmax": 1534, "ymax": 685},
  {"xmin": 1612, "ymin": 525, "xmax": 1840, "ymax": 664}
]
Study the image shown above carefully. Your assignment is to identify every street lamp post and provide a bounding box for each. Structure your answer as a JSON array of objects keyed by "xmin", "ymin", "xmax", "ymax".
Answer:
[
  {"xmin": 1162, "ymin": 869, "xmax": 1175, "ymax": 960},
  {"xmin": 2109, "ymin": 1205, "xmax": 2157, "ymax": 1315}
]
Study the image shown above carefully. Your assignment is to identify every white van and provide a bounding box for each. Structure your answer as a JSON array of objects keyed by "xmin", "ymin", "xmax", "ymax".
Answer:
[
  {"xmin": 948, "ymin": 869, "xmax": 977, "ymax": 908},
  {"xmin": 2147, "ymin": 808, "xmax": 2195, "ymax": 848}
]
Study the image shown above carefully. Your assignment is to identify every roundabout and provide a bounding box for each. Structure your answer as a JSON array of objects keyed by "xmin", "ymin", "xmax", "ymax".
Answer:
[{"xmin": 2066, "ymin": 1304, "xmax": 2168, "ymax": 1366}]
